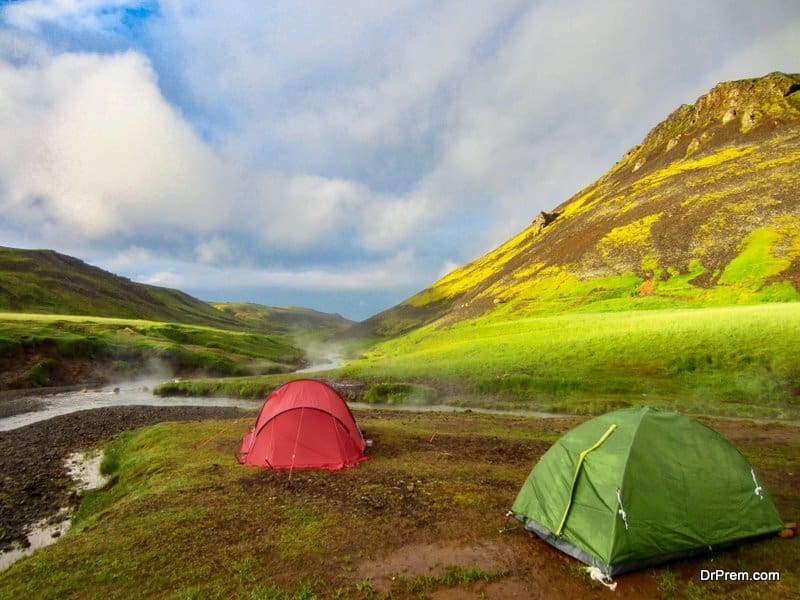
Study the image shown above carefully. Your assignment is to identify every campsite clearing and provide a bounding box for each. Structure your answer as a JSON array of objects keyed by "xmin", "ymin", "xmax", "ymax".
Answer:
[{"xmin": 0, "ymin": 407, "xmax": 797, "ymax": 599}]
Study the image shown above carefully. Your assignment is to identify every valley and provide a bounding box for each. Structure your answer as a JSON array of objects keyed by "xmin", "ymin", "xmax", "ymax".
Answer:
[{"xmin": 1, "ymin": 71, "xmax": 799, "ymax": 598}]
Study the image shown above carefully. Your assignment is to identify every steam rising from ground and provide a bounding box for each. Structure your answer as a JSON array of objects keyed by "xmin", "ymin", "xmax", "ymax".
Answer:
[{"xmin": 292, "ymin": 336, "xmax": 346, "ymax": 374}]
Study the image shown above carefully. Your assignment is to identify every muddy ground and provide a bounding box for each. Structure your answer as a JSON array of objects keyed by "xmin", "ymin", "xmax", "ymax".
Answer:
[
  {"xmin": 0, "ymin": 396, "xmax": 797, "ymax": 598},
  {"xmin": 0, "ymin": 403, "xmax": 248, "ymax": 552}
]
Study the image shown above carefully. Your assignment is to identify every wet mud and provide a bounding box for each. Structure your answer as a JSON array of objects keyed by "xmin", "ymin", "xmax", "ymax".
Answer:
[{"xmin": 0, "ymin": 405, "xmax": 247, "ymax": 553}]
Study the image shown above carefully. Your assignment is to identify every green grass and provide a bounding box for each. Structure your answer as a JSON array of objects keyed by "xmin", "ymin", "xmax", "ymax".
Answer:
[
  {"xmin": 1, "ymin": 415, "xmax": 520, "ymax": 598},
  {"xmin": 211, "ymin": 302, "xmax": 354, "ymax": 340},
  {"xmin": 152, "ymin": 372, "xmax": 302, "ymax": 399},
  {"xmin": 0, "ymin": 313, "xmax": 306, "ymax": 380},
  {"xmin": 158, "ymin": 304, "xmax": 800, "ymax": 420},
  {"xmin": 24, "ymin": 358, "xmax": 58, "ymax": 386},
  {"xmin": 718, "ymin": 226, "xmax": 797, "ymax": 289},
  {"xmin": 341, "ymin": 303, "xmax": 800, "ymax": 419},
  {"xmin": 0, "ymin": 246, "xmax": 250, "ymax": 330},
  {"xmin": 363, "ymin": 383, "xmax": 441, "ymax": 406},
  {"xmin": 0, "ymin": 412, "xmax": 796, "ymax": 599}
]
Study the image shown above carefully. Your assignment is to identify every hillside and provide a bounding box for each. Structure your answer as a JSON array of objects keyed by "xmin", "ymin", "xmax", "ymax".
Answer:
[
  {"xmin": 363, "ymin": 72, "xmax": 800, "ymax": 336},
  {"xmin": 0, "ymin": 247, "xmax": 246, "ymax": 330},
  {"xmin": 0, "ymin": 249, "xmax": 360, "ymax": 388},
  {"xmin": 211, "ymin": 302, "xmax": 354, "ymax": 337}
]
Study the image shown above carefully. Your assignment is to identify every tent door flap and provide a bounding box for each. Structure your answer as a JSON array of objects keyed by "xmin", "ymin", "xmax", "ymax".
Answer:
[{"xmin": 555, "ymin": 423, "xmax": 617, "ymax": 536}]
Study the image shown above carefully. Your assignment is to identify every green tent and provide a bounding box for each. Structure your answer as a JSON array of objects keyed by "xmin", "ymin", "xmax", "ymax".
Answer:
[{"xmin": 511, "ymin": 407, "xmax": 784, "ymax": 575}]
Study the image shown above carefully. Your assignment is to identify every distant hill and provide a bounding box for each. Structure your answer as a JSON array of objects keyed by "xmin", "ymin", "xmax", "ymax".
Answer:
[
  {"xmin": 0, "ymin": 246, "xmax": 355, "ymax": 338},
  {"xmin": 211, "ymin": 302, "xmax": 354, "ymax": 336},
  {"xmin": 364, "ymin": 72, "xmax": 800, "ymax": 336},
  {"xmin": 0, "ymin": 248, "xmax": 354, "ymax": 388},
  {"xmin": 0, "ymin": 247, "xmax": 250, "ymax": 329}
]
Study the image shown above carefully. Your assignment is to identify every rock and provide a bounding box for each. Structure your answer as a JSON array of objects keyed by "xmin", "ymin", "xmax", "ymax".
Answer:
[
  {"xmin": 741, "ymin": 108, "xmax": 761, "ymax": 132},
  {"xmin": 0, "ymin": 405, "xmax": 246, "ymax": 552},
  {"xmin": 722, "ymin": 108, "xmax": 737, "ymax": 124},
  {"xmin": 530, "ymin": 211, "xmax": 559, "ymax": 236}
]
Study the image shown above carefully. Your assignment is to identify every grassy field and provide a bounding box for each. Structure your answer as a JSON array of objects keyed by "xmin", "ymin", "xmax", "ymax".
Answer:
[
  {"xmin": 0, "ymin": 411, "xmax": 796, "ymax": 599},
  {"xmin": 162, "ymin": 304, "xmax": 800, "ymax": 420},
  {"xmin": 0, "ymin": 313, "xmax": 306, "ymax": 383},
  {"xmin": 343, "ymin": 303, "xmax": 800, "ymax": 419}
]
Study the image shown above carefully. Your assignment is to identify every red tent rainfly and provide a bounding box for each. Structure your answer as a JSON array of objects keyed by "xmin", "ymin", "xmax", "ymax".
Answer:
[{"xmin": 238, "ymin": 379, "xmax": 369, "ymax": 470}]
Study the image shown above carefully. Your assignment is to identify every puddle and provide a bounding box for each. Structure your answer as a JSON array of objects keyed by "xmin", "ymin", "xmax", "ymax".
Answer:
[
  {"xmin": 0, "ymin": 450, "xmax": 107, "ymax": 571},
  {"xmin": 356, "ymin": 539, "xmax": 659, "ymax": 599},
  {"xmin": 65, "ymin": 449, "xmax": 109, "ymax": 492},
  {"xmin": 0, "ymin": 510, "xmax": 72, "ymax": 571},
  {"xmin": 357, "ymin": 541, "xmax": 514, "ymax": 592}
]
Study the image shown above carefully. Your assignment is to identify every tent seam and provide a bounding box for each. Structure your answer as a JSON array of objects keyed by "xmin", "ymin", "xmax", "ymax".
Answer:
[{"xmin": 606, "ymin": 405, "xmax": 650, "ymax": 569}]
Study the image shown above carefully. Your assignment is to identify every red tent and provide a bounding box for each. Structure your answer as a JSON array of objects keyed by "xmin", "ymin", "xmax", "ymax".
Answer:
[{"xmin": 238, "ymin": 379, "xmax": 369, "ymax": 470}]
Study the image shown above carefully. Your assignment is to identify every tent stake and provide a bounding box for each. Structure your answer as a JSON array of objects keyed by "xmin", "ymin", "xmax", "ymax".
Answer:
[{"xmin": 499, "ymin": 510, "xmax": 516, "ymax": 533}]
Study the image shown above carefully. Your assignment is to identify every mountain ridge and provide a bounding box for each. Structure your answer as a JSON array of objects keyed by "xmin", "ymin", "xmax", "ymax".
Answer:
[
  {"xmin": 0, "ymin": 246, "xmax": 351, "ymax": 333},
  {"xmin": 362, "ymin": 71, "xmax": 800, "ymax": 336}
]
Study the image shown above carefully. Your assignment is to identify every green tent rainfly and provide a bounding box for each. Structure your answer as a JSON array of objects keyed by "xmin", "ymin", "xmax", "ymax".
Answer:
[{"xmin": 511, "ymin": 407, "xmax": 784, "ymax": 575}]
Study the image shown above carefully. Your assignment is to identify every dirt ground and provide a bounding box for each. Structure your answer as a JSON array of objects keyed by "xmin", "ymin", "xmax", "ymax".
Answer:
[
  {"xmin": 0, "ymin": 397, "xmax": 797, "ymax": 598},
  {"xmin": 0, "ymin": 347, "xmax": 112, "ymax": 391},
  {"xmin": 0, "ymin": 403, "xmax": 248, "ymax": 553}
]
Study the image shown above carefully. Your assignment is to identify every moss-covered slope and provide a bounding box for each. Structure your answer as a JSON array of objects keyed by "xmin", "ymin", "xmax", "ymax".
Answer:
[
  {"xmin": 0, "ymin": 247, "xmax": 248, "ymax": 329},
  {"xmin": 211, "ymin": 302, "xmax": 354, "ymax": 337},
  {"xmin": 365, "ymin": 72, "xmax": 800, "ymax": 336}
]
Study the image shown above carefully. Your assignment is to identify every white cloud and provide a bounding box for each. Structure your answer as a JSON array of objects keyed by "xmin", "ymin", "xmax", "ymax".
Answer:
[
  {"xmin": 248, "ymin": 174, "xmax": 369, "ymax": 246},
  {"xmin": 702, "ymin": 19, "xmax": 800, "ymax": 87},
  {"xmin": 140, "ymin": 270, "xmax": 184, "ymax": 287},
  {"xmin": 437, "ymin": 260, "xmax": 460, "ymax": 278},
  {"xmin": 1, "ymin": 1, "xmax": 799, "ymax": 318},
  {"xmin": 0, "ymin": 47, "xmax": 233, "ymax": 242},
  {"xmin": 0, "ymin": 35, "xmax": 407, "ymax": 256},
  {"xmin": 195, "ymin": 237, "xmax": 233, "ymax": 265},
  {"xmin": 239, "ymin": 248, "xmax": 418, "ymax": 291},
  {"xmin": 274, "ymin": 1, "xmax": 521, "ymax": 147},
  {"xmin": 120, "ymin": 247, "xmax": 419, "ymax": 293},
  {"xmin": 101, "ymin": 245, "xmax": 153, "ymax": 269},
  {"xmin": 359, "ymin": 193, "xmax": 434, "ymax": 250}
]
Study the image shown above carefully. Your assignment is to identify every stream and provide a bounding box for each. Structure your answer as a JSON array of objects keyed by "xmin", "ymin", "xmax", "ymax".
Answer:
[
  {"xmin": 0, "ymin": 450, "xmax": 107, "ymax": 571},
  {"xmin": 0, "ymin": 377, "xmax": 564, "ymax": 570},
  {"xmin": 0, "ymin": 378, "xmax": 565, "ymax": 434},
  {"xmin": 0, "ymin": 381, "xmax": 266, "ymax": 571},
  {"xmin": 0, "ymin": 381, "xmax": 263, "ymax": 432}
]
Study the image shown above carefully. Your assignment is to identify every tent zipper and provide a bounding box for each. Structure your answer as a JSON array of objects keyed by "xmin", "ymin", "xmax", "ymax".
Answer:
[{"xmin": 556, "ymin": 423, "xmax": 617, "ymax": 536}]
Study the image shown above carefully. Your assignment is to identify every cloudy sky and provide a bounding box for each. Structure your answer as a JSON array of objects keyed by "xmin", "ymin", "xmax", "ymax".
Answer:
[{"xmin": 1, "ymin": 1, "xmax": 798, "ymax": 320}]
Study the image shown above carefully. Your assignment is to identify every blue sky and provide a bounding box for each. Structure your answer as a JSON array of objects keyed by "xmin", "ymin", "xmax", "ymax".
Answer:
[{"xmin": 1, "ymin": 1, "xmax": 798, "ymax": 320}]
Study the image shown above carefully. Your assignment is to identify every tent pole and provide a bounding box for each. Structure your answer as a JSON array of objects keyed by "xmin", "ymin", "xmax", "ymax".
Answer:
[{"xmin": 288, "ymin": 407, "xmax": 305, "ymax": 485}]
